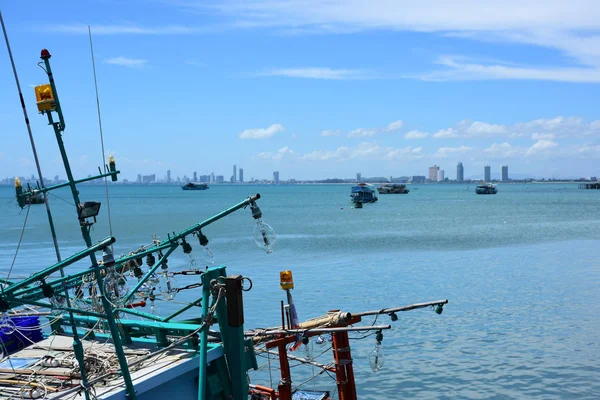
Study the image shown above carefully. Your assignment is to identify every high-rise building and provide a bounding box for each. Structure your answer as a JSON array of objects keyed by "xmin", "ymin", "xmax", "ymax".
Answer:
[
  {"xmin": 273, "ymin": 171, "xmax": 280, "ymax": 184},
  {"xmin": 357, "ymin": 173, "xmax": 361, "ymax": 183},
  {"xmin": 216, "ymin": 175, "xmax": 224, "ymax": 183},
  {"xmin": 456, "ymin": 162, "xmax": 464, "ymax": 182},
  {"xmin": 428, "ymin": 165, "xmax": 440, "ymax": 181},
  {"xmin": 501, "ymin": 165, "xmax": 509, "ymax": 181},
  {"xmin": 210, "ymin": 172, "xmax": 215, "ymax": 184},
  {"xmin": 166, "ymin": 170, "xmax": 171, "ymax": 183},
  {"xmin": 193, "ymin": 172, "xmax": 197, "ymax": 182},
  {"xmin": 233, "ymin": 165, "xmax": 237, "ymax": 183},
  {"xmin": 484, "ymin": 165, "xmax": 491, "ymax": 181},
  {"xmin": 137, "ymin": 174, "xmax": 142, "ymax": 184},
  {"xmin": 437, "ymin": 170, "xmax": 445, "ymax": 182},
  {"xmin": 199, "ymin": 175, "xmax": 209, "ymax": 183},
  {"xmin": 239, "ymin": 168, "xmax": 244, "ymax": 183}
]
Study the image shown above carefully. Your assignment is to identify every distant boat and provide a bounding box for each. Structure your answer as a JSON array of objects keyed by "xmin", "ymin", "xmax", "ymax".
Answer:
[
  {"xmin": 182, "ymin": 182, "xmax": 209, "ymax": 190},
  {"xmin": 377, "ymin": 183, "xmax": 410, "ymax": 194},
  {"xmin": 351, "ymin": 183, "xmax": 378, "ymax": 204},
  {"xmin": 475, "ymin": 183, "xmax": 497, "ymax": 195}
]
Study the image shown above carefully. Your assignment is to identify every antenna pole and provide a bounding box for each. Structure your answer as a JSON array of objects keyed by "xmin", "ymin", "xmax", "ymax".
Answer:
[
  {"xmin": 0, "ymin": 11, "xmax": 62, "ymax": 265},
  {"xmin": 88, "ymin": 26, "xmax": 114, "ymax": 243}
]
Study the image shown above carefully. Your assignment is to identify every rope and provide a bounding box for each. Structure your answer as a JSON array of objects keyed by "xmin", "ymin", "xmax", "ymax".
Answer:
[
  {"xmin": 2, "ymin": 204, "xmax": 30, "ymax": 287},
  {"xmin": 88, "ymin": 26, "xmax": 113, "ymax": 244}
]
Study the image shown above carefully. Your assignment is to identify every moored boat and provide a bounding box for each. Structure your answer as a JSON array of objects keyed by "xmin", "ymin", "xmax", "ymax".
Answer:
[
  {"xmin": 476, "ymin": 183, "xmax": 497, "ymax": 194},
  {"xmin": 182, "ymin": 182, "xmax": 209, "ymax": 190},
  {"xmin": 351, "ymin": 183, "xmax": 378, "ymax": 204},
  {"xmin": 377, "ymin": 183, "xmax": 410, "ymax": 194}
]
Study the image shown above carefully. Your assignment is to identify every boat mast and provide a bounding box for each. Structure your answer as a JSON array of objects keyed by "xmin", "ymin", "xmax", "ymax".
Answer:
[
  {"xmin": 37, "ymin": 50, "xmax": 137, "ymax": 399},
  {"xmin": 0, "ymin": 11, "xmax": 62, "ymax": 265}
]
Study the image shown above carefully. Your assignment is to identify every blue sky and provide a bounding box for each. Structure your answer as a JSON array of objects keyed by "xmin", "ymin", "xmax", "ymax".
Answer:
[{"xmin": 1, "ymin": 0, "xmax": 600, "ymax": 181}]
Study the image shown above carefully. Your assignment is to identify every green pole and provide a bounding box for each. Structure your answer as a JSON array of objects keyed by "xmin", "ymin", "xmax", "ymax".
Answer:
[
  {"xmin": 40, "ymin": 50, "xmax": 137, "ymax": 399},
  {"xmin": 198, "ymin": 274, "xmax": 211, "ymax": 400}
]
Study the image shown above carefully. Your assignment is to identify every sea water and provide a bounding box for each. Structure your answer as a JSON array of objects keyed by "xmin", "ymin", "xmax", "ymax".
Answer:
[{"xmin": 1, "ymin": 183, "xmax": 599, "ymax": 399}]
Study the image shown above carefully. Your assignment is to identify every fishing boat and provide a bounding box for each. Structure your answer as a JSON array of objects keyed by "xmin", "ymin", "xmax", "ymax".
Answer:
[
  {"xmin": 350, "ymin": 183, "xmax": 378, "ymax": 205},
  {"xmin": 377, "ymin": 184, "xmax": 410, "ymax": 194},
  {"xmin": 1, "ymin": 27, "xmax": 449, "ymax": 400},
  {"xmin": 182, "ymin": 182, "xmax": 209, "ymax": 191},
  {"xmin": 475, "ymin": 183, "xmax": 497, "ymax": 195}
]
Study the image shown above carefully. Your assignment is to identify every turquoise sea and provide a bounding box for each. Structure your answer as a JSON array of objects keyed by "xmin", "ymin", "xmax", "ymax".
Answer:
[{"xmin": 1, "ymin": 183, "xmax": 599, "ymax": 399}]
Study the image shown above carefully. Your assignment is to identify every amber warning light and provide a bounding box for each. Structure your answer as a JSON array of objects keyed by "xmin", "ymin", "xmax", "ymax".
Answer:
[
  {"xmin": 34, "ymin": 84, "xmax": 56, "ymax": 112},
  {"xmin": 280, "ymin": 270, "xmax": 294, "ymax": 290}
]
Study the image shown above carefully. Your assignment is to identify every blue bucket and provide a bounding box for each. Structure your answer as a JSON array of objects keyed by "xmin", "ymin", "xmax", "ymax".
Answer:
[{"xmin": 0, "ymin": 316, "xmax": 43, "ymax": 355}]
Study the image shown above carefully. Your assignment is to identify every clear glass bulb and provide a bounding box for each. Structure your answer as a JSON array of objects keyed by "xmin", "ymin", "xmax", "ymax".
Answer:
[
  {"xmin": 103, "ymin": 269, "xmax": 131, "ymax": 307},
  {"xmin": 315, "ymin": 335, "xmax": 326, "ymax": 345},
  {"xmin": 159, "ymin": 273, "xmax": 178, "ymax": 301},
  {"xmin": 253, "ymin": 219, "xmax": 276, "ymax": 253},
  {"xmin": 203, "ymin": 245, "xmax": 215, "ymax": 264},
  {"xmin": 0, "ymin": 312, "xmax": 16, "ymax": 335},
  {"xmin": 136, "ymin": 273, "xmax": 160, "ymax": 298},
  {"xmin": 49, "ymin": 295, "xmax": 66, "ymax": 317},
  {"xmin": 303, "ymin": 341, "xmax": 313, "ymax": 361},
  {"xmin": 368, "ymin": 342, "xmax": 385, "ymax": 372}
]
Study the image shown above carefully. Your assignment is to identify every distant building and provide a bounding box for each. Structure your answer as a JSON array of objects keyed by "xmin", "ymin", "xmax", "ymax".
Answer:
[
  {"xmin": 590, "ymin": 176, "xmax": 598, "ymax": 181},
  {"xmin": 216, "ymin": 175, "xmax": 224, "ymax": 183},
  {"xmin": 193, "ymin": 172, "xmax": 197, "ymax": 182},
  {"xmin": 142, "ymin": 174, "xmax": 156, "ymax": 184},
  {"xmin": 437, "ymin": 170, "xmax": 445, "ymax": 182},
  {"xmin": 233, "ymin": 165, "xmax": 237, "ymax": 183},
  {"xmin": 428, "ymin": 165, "xmax": 440, "ymax": 181},
  {"xmin": 357, "ymin": 173, "xmax": 361, "ymax": 183},
  {"xmin": 239, "ymin": 168, "xmax": 244, "ymax": 183},
  {"xmin": 456, "ymin": 162, "xmax": 464, "ymax": 182},
  {"xmin": 210, "ymin": 173, "xmax": 215, "ymax": 184},
  {"xmin": 273, "ymin": 171, "xmax": 280, "ymax": 184},
  {"xmin": 199, "ymin": 175, "xmax": 209, "ymax": 183},
  {"xmin": 410, "ymin": 175, "xmax": 426, "ymax": 183},
  {"xmin": 501, "ymin": 165, "xmax": 509, "ymax": 181},
  {"xmin": 484, "ymin": 165, "xmax": 491, "ymax": 182},
  {"xmin": 166, "ymin": 170, "xmax": 171, "ymax": 183},
  {"xmin": 136, "ymin": 174, "xmax": 142, "ymax": 184},
  {"xmin": 391, "ymin": 176, "xmax": 410, "ymax": 183}
]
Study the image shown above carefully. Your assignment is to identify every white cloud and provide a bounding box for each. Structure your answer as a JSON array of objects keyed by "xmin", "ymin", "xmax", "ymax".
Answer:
[
  {"xmin": 259, "ymin": 67, "xmax": 369, "ymax": 80},
  {"xmin": 435, "ymin": 146, "xmax": 473, "ymax": 157},
  {"xmin": 256, "ymin": 146, "xmax": 296, "ymax": 160},
  {"xmin": 484, "ymin": 142, "xmax": 525, "ymax": 159},
  {"xmin": 531, "ymin": 133, "xmax": 555, "ymax": 140},
  {"xmin": 384, "ymin": 120, "xmax": 404, "ymax": 132},
  {"xmin": 404, "ymin": 130, "xmax": 429, "ymax": 139},
  {"xmin": 433, "ymin": 117, "xmax": 599, "ymax": 139},
  {"xmin": 104, "ymin": 57, "xmax": 148, "ymax": 69},
  {"xmin": 526, "ymin": 139, "xmax": 558, "ymax": 156},
  {"xmin": 239, "ymin": 123, "xmax": 284, "ymax": 139},
  {"xmin": 348, "ymin": 128, "xmax": 377, "ymax": 138},
  {"xmin": 321, "ymin": 130, "xmax": 342, "ymax": 137}
]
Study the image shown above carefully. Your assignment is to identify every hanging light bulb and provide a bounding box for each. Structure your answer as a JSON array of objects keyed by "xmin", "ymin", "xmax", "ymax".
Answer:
[
  {"xmin": 0, "ymin": 312, "xmax": 16, "ymax": 335},
  {"xmin": 368, "ymin": 330, "xmax": 385, "ymax": 372},
  {"xmin": 146, "ymin": 253, "xmax": 156, "ymax": 267},
  {"xmin": 302, "ymin": 336, "xmax": 313, "ymax": 361},
  {"xmin": 158, "ymin": 259, "xmax": 178, "ymax": 301},
  {"xmin": 181, "ymin": 237, "xmax": 197, "ymax": 267},
  {"xmin": 249, "ymin": 201, "xmax": 276, "ymax": 253},
  {"xmin": 103, "ymin": 268, "xmax": 131, "ymax": 307},
  {"xmin": 40, "ymin": 281, "xmax": 65, "ymax": 317},
  {"xmin": 315, "ymin": 335, "xmax": 326, "ymax": 345},
  {"xmin": 196, "ymin": 230, "xmax": 214, "ymax": 264}
]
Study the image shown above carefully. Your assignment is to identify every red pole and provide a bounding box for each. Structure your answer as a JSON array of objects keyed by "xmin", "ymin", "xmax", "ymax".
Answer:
[
  {"xmin": 277, "ymin": 342, "xmax": 292, "ymax": 400},
  {"xmin": 332, "ymin": 331, "xmax": 357, "ymax": 400}
]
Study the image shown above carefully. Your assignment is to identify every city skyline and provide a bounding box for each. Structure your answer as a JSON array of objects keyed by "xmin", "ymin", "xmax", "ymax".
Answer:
[{"xmin": 2, "ymin": 2, "xmax": 600, "ymax": 181}]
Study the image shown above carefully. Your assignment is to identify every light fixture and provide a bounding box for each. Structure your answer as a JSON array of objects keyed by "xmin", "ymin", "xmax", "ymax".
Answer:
[
  {"xmin": 389, "ymin": 312, "xmax": 398, "ymax": 321},
  {"xmin": 250, "ymin": 201, "xmax": 275, "ymax": 253},
  {"xmin": 435, "ymin": 304, "xmax": 444, "ymax": 315},
  {"xmin": 181, "ymin": 237, "xmax": 196, "ymax": 267},
  {"xmin": 196, "ymin": 230, "xmax": 214, "ymax": 264},
  {"xmin": 77, "ymin": 201, "xmax": 101, "ymax": 223},
  {"xmin": 302, "ymin": 336, "xmax": 313, "ymax": 361},
  {"xmin": 368, "ymin": 330, "xmax": 385, "ymax": 372},
  {"xmin": 103, "ymin": 268, "xmax": 130, "ymax": 307},
  {"xmin": 0, "ymin": 313, "xmax": 16, "ymax": 335},
  {"xmin": 158, "ymin": 259, "xmax": 178, "ymax": 301}
]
